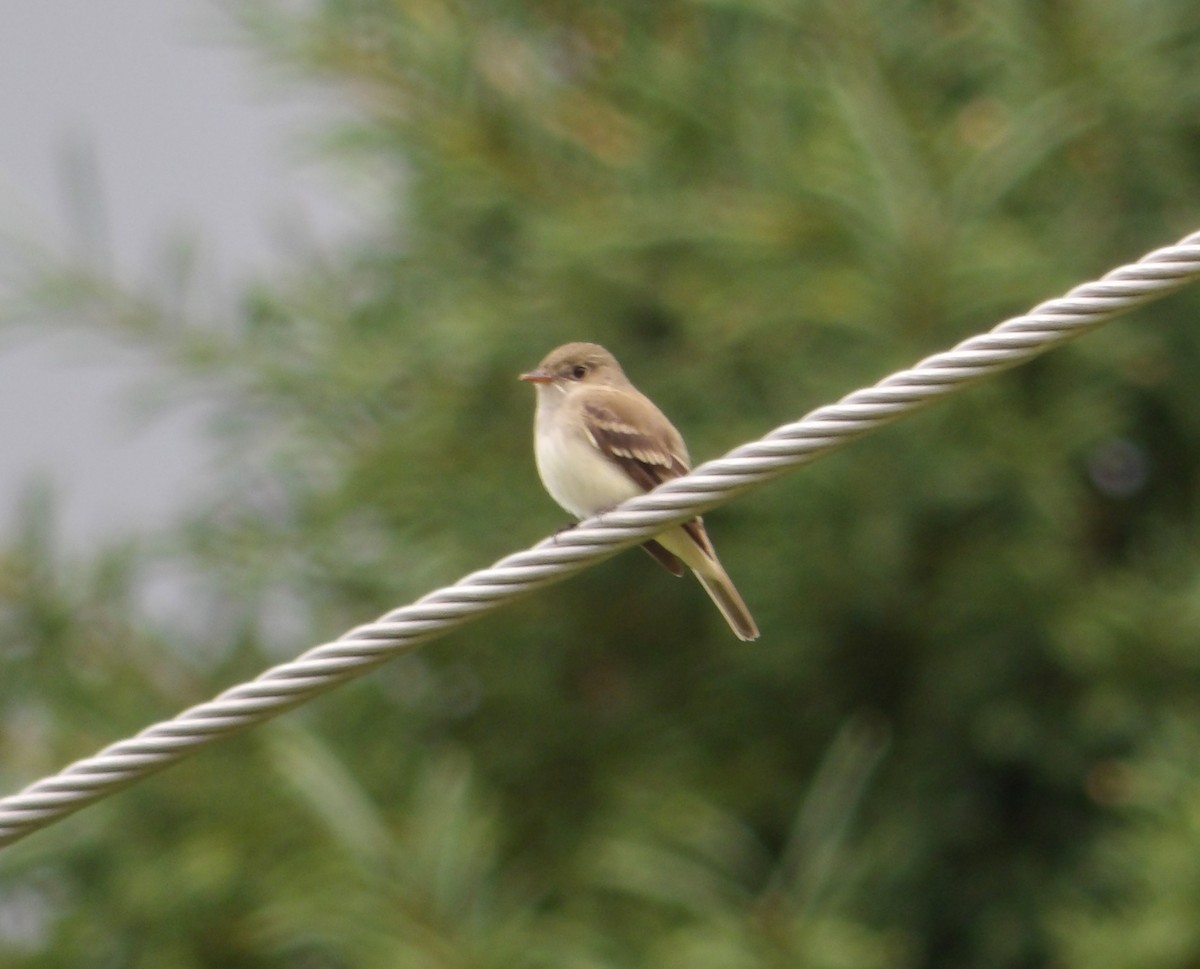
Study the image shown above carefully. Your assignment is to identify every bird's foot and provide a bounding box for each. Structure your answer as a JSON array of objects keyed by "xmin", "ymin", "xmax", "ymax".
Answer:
[{"xmin": 550, "ymin": 521, "xmax": 578, "ymax": 543}]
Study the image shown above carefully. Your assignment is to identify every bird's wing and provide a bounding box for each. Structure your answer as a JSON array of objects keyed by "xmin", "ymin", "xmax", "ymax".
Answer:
[
  {"xmin": 579, "ymin": 391, "xmax": 690, "ymax": 491},
  {"xmin": 641, "ymin": 538, "xmax": 685, "ymax": 577},
  {"xmin": 580, "ymin": 390, "xmax": 713, "ymax": 568}
]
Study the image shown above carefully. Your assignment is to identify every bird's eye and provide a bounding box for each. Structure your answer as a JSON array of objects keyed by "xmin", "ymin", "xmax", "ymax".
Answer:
[{"xmin": 571, "ymin": 365, "xmax": 588, "ymax": 380}]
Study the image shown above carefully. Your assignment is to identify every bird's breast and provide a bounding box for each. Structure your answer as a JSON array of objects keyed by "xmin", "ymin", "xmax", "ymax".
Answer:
[{"xmin": 534, "ymin": 406, "xmax": 642, "ymax": 519}]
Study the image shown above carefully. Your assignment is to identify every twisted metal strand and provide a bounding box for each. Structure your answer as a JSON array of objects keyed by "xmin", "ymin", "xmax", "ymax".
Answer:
[{"xmin": 3, "ymin": 230, "xmax": 1199, "ymax": 849}]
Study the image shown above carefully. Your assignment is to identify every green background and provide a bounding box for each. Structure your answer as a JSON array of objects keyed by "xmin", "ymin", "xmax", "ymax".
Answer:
[{"xmin": 4, "ymin": 1, "xmax": 1200, "ymax": 966}]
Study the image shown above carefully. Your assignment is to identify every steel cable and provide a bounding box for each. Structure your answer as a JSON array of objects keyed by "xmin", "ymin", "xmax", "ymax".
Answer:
[{"xmin": 2, "ymin": 230, "xmax": 1199, "ymax": 848}]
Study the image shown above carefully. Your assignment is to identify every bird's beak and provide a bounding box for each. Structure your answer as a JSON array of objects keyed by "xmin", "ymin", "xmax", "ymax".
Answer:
[{"xmin": 519, "ymin": 369, "xmax": 553, "ymax": 384}]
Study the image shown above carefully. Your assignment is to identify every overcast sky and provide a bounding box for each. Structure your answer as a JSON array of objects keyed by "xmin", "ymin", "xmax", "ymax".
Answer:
[{"xmin": 0, "ymin": 0, "xmax": 347, "ymax": 552}]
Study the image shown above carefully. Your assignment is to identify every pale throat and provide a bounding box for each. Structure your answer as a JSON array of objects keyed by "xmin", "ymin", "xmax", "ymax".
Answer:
[{"xmin": 532, "ymin": 384, "xmax": 642, "ymax": 519}]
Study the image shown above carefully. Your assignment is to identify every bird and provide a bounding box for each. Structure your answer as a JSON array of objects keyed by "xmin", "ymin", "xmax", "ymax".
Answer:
[{"xmin": 519, "ymin": 342, "xmax": 759, "ymax": 641}]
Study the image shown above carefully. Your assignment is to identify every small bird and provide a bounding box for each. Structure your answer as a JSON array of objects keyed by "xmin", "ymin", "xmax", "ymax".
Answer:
[{"xmin": 520, "ymin": 342, "xmax": 759, "ymax": 641}]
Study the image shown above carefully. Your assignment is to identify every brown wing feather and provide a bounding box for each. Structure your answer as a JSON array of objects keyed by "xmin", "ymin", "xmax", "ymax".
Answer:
[
  {"xmin": 581, "ymin": 391, "xmax": 714, "ymax": 570},
  {"xmin": 641, "ymin": 539, "xmax": 685, "ymax": 576},
  {"xmin": 580, "ymin": 393, "xmax": 690, "ymax": 491}
]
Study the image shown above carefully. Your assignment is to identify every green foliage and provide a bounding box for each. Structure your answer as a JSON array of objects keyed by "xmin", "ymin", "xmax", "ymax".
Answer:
[{"xmin": 4, "ymin": 0, "xmax": 1200, "ymax": 965}]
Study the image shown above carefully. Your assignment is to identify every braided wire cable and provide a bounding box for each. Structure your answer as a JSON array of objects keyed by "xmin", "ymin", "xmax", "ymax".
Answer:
[{"xmin": 2, "ymin": 230, "xmax": 1199, "ymax": 849}]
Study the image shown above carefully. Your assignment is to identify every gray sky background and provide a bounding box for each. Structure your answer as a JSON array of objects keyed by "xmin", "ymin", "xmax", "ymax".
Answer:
[{"xmin": 0, "ymin": 0, "xmax": 349, "ymax": 553}]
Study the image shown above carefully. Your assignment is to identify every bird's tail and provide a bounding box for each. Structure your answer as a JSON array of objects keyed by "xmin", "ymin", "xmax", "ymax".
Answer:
[
  {"xmin": 692, "ymin": 559, "xmax": 760, "ymax": 642},
  {"xmin": 658, "ymin": 522, "xmax": 760, "ymax": 642}
]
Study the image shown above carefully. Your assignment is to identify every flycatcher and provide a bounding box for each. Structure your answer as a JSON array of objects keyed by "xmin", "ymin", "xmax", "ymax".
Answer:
[{"xmin": 520, "ymin": 342, "xmax": 759, "ymax": 641}]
